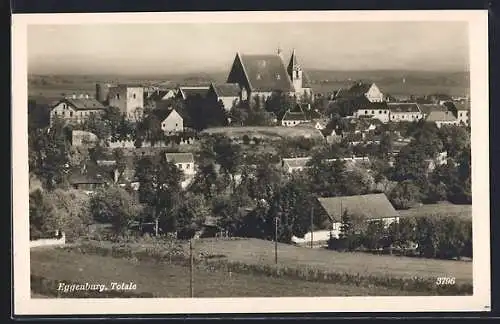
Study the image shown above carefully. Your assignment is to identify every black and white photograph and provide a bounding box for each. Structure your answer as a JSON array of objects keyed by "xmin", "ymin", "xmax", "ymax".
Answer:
[{"xmin": 12, "ymin": 10, "xmax": 490, "ymax": 315}]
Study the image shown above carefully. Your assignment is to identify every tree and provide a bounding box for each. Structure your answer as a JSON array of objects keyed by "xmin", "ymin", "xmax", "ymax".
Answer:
[
  {"xmin": 213, "ymin": 137, "xmax": 242, "ymax": 191},
  {"xmin": 363, "ymin": 220, "xmax": 386, "ymax": 250},
  {"xmin": 189, "ymin": 162, "xmax": 219, "ymax": 199},
  {"xmin": 112, "ymin": 148, "xmax": 126, "ymax": 181},
  {"xmin": 135, "ymin": 153, "xmax": 184, "ymax": 235},
  {"xmin": 387, "ymin": 216, "xmax": 417, "ymax": 250},
  {"xmin": 29, "ymin": 189, "xmax": 59, "ymax": 239},
  {"xmin": 176, "ymin": 193, "xmax": 210, "ymax": 239},
  {"xmin": 388, "ymin": 180, "xmax": 422, "ymax": 209},
  {"xmin": 90, "ymin": 187, "xmax": 140, "ymax": 236},
  {"xmin": 338, "ymin": 209, "xmax": 366, "ymax": 251},
  {"xmin": 47, "ymin": 189, "xmax": 93, "ymax": 241},
  {"xmin": 29, "ymin": 120, "xmax": 71, "ymax": 190},
  {"xmin": 81, "ymin": 113, "xmax": 112, "ymax": 143}
]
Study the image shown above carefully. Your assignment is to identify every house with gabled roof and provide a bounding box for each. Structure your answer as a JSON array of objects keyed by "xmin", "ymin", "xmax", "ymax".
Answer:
[
  {"xmin": 316, "ymin": 193, "xmax": 400, "ymax": 238},
  {"xmin": 425, "ymin": 110, "xmax": 460, "ymax": 128},
  {"xmin": 226, "ymin": 48, "xmax": 313, "ymax": 104},
  {"xmin": 353, "ymin": 101, "xmax": 391, "ymax": 123},
  {"xmin": 50, "ymin": 96, "xmax": 106, "ymax": 126},
  {"xmin": 152, "ymin": 108, "xmax": 184, "ymax": 135},
  {"xmin": 281, "ymin": 111, "xmax": 308, "ymax": 127},
  {"xmin": 178, "ymin": 86, "xmax": 210, "ymax": 100},
  {"xmin": 337, "ymin": 82, "xmax": 385, "ymax": 103},
  {"xmin": 443, "ymin": 101, "xmax": 470, "ymax": 126},
  {"xmin": 387, "ymin": 103, "xmax": 423, "ymax": 122},
  {"xmin": 207, "ymin": 82, "xmax": 241, "ymax": 111},
  {"xmin": 147, "ymin": 89, "xmax": 178, "ymax": 102},
  {"xmin": 419, "ymin": 103, "xmax": 449, "ymax": 119}
]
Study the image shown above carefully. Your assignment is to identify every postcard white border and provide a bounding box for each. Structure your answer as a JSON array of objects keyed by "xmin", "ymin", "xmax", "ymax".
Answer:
[{"xmin": 12, "ymin": 10, "xmax": 490, "ymax": 315}]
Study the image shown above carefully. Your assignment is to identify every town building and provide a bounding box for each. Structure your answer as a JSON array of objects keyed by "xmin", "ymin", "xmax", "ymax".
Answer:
[
  {"xmin": 108, "ymin": 84, "xmax": 144, "ymax": 122},
  {"xmin": 387, "ymin": 103, "xmax": 423, "ymax": 122},
  {"xmin": 68, "ymin": 163, "xmax": 110, "ymax": 195},
  {"xmin": 178, "ymin": 86, "xmax": 210, "ymax": 100},
  {"xmin": 206, "ymin": 82, "xmax": 241, "ymax": 111},
  {"xmin": 49, "ymin": 95, "xmax": 106, "ymax": 126},
  {"xmin": 337, "ymin": 82, "xmax": 385, "ymax": 103},
  {"xmin": 153, "ymin": 108, "xmax": 184, "ymax": 135},
  {"xmin": 419, "ymin": 103, "xmax": 449, "ymax": 119},
  {"xmin": 353, "ymin": 102, "xmax": 391, "ymax": 123},
  {"xmin": 165, "ymin": 152, "xmax": 196, "ymax": 188},
  {"xmin": 425, "ymin": 110, "xmax": 460, "ymax": 128},
  {"xmin": 446, "ymin": 101, "xmax": 471, "ymax": 126},
  {"xmin": 281, "ymin": 157, "xmax": 312, "ymax": 173},
  {"xmin": 281, "ymin": 111, "xmax": 308, "ymax": 127},
  {"xmin": 316, "ymin": 193, "xmax": 400, "ymax": 239},
  {"xmin": 226, "ymin": 48, "xmax": 313, "ymax": 104}
]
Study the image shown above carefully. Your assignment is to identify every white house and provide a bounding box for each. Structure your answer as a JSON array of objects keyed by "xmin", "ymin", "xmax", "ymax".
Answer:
[
  {"xmin": 50, "ymin": 96, "xmax": 106, "ymax": 126},
  {"xmin": 281, "ymin": 157, "xmax": 312, "ymax": 173},
  {"xmin": 354, "ymin": 105, "xmax": 391, "ymax": 123},
  {"xmin": 159, "ymin": 108, "xmax": 184, "ymax": 134},
  {"xmin": 281, "ymin": 111, "xmax": 308, "ymax": 127},
  {"xmin": 317, "ymin": 193, "xmax": 400, "ymax": 239},
  {"xmin": 387, "ymin": 103, "xmax": 423, "ymax": 122}
]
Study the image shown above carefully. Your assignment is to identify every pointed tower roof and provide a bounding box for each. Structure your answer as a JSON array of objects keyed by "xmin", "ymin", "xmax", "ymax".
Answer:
[
  {"xmin": 287, "ymin": 49, "xmax": 311, "ymax": 88},
  {"xmin": 287, "ymin": 49, "xmax": 300, "ymax": 76}
]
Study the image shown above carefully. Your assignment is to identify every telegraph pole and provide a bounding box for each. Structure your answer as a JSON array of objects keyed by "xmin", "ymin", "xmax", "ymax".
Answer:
[
  {"xmin": 274, "ymin": 217, "xmax": 278, "ymax": 265},
  {"xmin": 189, "ymin": 238, "xmax": 194, "ymax": 298},
  {"xmin": 310, "ymin": 205, "xmax": 314, "ymax": 249}
]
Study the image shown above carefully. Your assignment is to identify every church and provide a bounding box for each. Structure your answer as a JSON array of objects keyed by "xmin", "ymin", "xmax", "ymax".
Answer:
[{"xmin": 225, "ymin": 48, "xmax": 313, "ymax": 105}]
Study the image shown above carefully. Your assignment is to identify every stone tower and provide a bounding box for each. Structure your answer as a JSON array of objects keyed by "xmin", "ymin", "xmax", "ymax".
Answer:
[{"xmin": 287, "ymin": 49, "xmax": 303, "ymax": 93}]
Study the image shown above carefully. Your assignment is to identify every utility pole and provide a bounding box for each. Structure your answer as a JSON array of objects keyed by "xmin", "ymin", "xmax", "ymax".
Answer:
[
  {"xmin": 189, "ymin": 238, "xmax": 194, "ymax": 298},
  {"xmin": 274, "ymin": 216, "xmax": 278, "ymax": 265},
  {"xmin": 310, "ymin": 205, "xmax": 314, "ymax": 249}
]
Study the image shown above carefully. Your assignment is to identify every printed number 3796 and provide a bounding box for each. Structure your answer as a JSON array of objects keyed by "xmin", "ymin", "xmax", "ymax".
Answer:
[{"xmin": 436, "ymin": 277, "xmax": 456, "ymax": 285}]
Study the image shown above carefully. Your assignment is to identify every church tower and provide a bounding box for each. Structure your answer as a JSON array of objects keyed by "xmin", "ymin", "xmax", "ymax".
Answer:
[{"xmin": 287, "ymin": 49, "xmax": 303, "ymax": 93}]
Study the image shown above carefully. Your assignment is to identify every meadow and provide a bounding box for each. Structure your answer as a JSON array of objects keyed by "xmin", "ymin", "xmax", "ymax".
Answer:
[
  {"xmin": 398, "ymin": 203, "xmax": 472, "ymax": 220},
  {"xmin": 200, "ymin": 126, "xmax": 325, "ymax": 141},
  {"xmin": 31, "ymin": 248, "xmax": 420, "ymax": 298}
]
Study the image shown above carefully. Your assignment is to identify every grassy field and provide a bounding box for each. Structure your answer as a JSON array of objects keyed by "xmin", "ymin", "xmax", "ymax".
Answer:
[
  {"xmin": 31, "ymin": 248, "xmax": 420, "ymax": 297},
  {"xmin": 182, "ymin": 238, "xmax": 472, "ymax": 285},
  {"xmin": 201, "ymin": 126, "xmax": 325, "ymax": 141},
  {"xmin": 398, "ymin": 203, "xmax": 472, "ymax": 220}
]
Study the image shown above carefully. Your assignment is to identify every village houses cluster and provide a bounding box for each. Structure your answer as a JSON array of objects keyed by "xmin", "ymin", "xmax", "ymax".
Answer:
[{"xmin": 42, "ymin": 48, "xmax": 471, "ymax": 245}]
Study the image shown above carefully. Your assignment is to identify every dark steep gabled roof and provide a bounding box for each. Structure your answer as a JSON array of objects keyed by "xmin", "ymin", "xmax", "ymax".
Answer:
[
  {"xmin": 317, "ymin": 193, "xmax": 399, "ymax": 223},
  {"xmin": 346, "ymin": 82, "xmax": 373, "ymax": 97},
  {"xmin": 180, "ymin": 86, "xmax": 209, "ymax": 99},
  {"xmin": 212, "ymin": 83, "xmax": 241, "ymax": 97},
  {"xmin": 239, "ymin": 53, "xmax": 295, "ymax": 92}
]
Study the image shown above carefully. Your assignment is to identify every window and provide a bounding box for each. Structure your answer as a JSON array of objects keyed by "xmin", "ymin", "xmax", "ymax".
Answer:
[
  {"xmin": 295, "ymin": 71, "xmax": 299, "ymax": 78},
  {"xmin": 133, "ymin": 93, "xmax": 136, "ymax": 99},
  {"xmin": 186, "ymin": 164, "xmax": 190, "ymax": 169},
  {"xmin": 384, "ymin": 110, "xmax": 388, "ymax": 114},
  {"xmin": 162, "ymin": 123, "xmax": 165, "ymax": 127},
  {"xmin": 276, "ymin": 73, "xmax": 281, "ymax": 80},
  {"xmin": 63, "ymin": 104, "xmax": 66, "ymax": 109},
  {"xmin": 256, "ymin": 73, "xmax": 261, "ymax": 80},
  {"xmin": 365, "ymin": 110, "xmax": 368, "ymax": 114},
  {"xmin": 379, "ymin": 110, "xmax": 382, "ymax": 114},
  {"xmin": 70, "ymin": 111, "xmax": 73, "ymax": 117},
  {"xmin": 371, "ymin": 110, "xmax": 374, "ymax": 114},
  {"xmin": 117, "ymin": 93, "xmax": 120, "ymax": 100},
  {"xmin": 175, "ymin": 123, "xmax": 178, "ymax": 127}
]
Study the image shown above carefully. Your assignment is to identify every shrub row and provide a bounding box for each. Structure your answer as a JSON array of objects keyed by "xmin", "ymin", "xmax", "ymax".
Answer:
[
  {"xmin": 62, "ymin": 241, "xmax": 472, "ymax": 295},
  {"xmin": 202, "ymin": 259, "xmax": 472, "ymax": 296},
  {"xmin": 31, "ymin": 275, "xmax": 154, "ymax": 298}
]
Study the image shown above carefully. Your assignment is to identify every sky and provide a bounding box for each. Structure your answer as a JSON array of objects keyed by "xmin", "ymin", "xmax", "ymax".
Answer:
[{"xmin": 28, "ymin": 21, "xmax": 469, "ymax": 75}]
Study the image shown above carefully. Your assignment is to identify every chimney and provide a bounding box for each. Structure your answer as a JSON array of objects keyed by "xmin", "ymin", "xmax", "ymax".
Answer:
[
  {"xmin": 85, "ymin": 94, "xmax": 89, "ymax": 99},
  {"xmin": 72, "ymin": 93, "xmax": 76, "ymax": 99}
]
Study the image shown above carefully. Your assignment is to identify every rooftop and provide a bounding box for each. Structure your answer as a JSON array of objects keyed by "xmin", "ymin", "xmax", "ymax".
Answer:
[
  {"xmin": 387, "ymin": 103, "xmax": 421, "ymax": 113},
  {"xmin": 165, "ymin": 152, "xmax": 195, "ymax": 164},
  {"xmin": 211, "ymin": 83, "xmax": 241, "ymax": 97},
  {"xmin": 426, "ymin": 110, "xmax": 458, "ymax": 122},
  {"xmin": 317, "ymin": 193, "xmax": 399, "ymax": 222},
  {"xmin": 58, "ymin": 98, "xmax": 107, "ymax": 111}
]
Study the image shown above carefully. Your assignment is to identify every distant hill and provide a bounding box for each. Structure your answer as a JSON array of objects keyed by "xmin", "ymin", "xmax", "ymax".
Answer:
[{"xmin": 28, "ymin": 69, "xmax": 469, "ymax": 101}]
